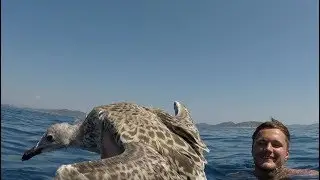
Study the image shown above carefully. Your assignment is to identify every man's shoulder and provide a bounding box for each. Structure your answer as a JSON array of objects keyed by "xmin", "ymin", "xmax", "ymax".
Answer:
[{"xmin": 286, "ymin": 168, "xmax": 319, "ymax": 176}]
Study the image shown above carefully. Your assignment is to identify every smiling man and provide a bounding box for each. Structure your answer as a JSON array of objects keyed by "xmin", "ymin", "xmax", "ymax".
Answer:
[{"xmin": 251, "ymin": 118, "xmax": 318, "ymax": 180}]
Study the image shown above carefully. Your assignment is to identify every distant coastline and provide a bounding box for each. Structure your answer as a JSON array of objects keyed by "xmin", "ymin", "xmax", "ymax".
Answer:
[
  {"xmin": 1, "ymin": 104, "xmax": 318, "ymax": 127},
  {"xmin": 196, "ymin": 121, "xmax": 319, "ymax": 129},
  {"xmin": 32, "ymin": 109, "xmax": 86, "ymax": 119},
  {"xmin": 1, "ymin": 104, "xmax": 86, "ymax": 120},
  {"xmin": 196, "ymin": 121, "xmax": 263, "ymax": 129}
]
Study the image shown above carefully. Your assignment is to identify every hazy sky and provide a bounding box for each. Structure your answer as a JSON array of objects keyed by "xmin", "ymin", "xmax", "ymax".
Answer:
[{"xmin": 2, "ymin": 0, "xmax": 318, "ymax": 125}]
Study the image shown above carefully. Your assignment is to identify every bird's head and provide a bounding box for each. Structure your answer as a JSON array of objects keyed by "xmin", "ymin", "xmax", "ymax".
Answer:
[{"xmin": 21, "ymin": 122, "xmax": 76, "ymax": 161}]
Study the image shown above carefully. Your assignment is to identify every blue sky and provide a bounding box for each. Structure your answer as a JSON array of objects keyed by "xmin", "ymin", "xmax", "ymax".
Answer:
[{"xmin": 2, "ymin": 0, "xmax": 318, "ymax": 125}]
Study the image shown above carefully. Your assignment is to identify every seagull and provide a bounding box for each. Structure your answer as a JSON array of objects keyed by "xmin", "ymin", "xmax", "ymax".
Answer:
[{"xmin": 22, "ymin": 101, "xmax": 209, "ymax": 180}]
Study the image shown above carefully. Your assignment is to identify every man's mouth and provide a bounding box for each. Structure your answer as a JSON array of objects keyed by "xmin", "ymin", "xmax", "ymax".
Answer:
[
  {"xmin": 21, "ymin": 146, "xmax": 43, "ymax": 161},
  {"xmin": 261, "ymin": 156, "xmax": 274, "ymax": 160}
]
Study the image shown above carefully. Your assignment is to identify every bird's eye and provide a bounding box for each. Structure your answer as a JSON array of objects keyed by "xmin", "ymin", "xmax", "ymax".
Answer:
[{"xmin": 46, "ymin": 135, "xmax": 54, "ymax": 142}]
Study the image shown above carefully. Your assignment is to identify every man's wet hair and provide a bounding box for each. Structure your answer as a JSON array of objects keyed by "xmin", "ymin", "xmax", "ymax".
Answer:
[{"xmin": 252, "ymin": 117, "xmax": 291, "ymax": 148}]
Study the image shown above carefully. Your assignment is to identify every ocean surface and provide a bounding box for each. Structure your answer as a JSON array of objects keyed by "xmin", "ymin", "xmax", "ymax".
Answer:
[{"xmin": 1, "ymin": 106, "xmax": 319, "ymax": 180}]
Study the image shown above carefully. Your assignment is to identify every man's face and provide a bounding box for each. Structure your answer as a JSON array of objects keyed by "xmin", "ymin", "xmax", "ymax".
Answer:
[{"xmin": 252, "ymin": 128, "xmax": 289, "ymax": 171}]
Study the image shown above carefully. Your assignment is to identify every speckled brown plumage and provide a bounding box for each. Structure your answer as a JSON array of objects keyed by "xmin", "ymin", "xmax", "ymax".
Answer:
[{"xmin": 23, "ymin": 101, "xmax": 209, "ymax": 180}]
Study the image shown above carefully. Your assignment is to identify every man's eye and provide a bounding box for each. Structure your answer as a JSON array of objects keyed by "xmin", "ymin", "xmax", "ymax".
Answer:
[
  {"xmin": 272, "ymin": 142, "xmax": 282, "ymax": 148},
  {"xmin": 257, "ymin": 141, "xmax": 266, "ymax": 145}
]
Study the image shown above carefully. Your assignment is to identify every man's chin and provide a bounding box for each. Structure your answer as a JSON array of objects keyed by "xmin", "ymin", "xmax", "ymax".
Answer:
[{"xmin": 257, "ymin": 162, "xmax": 277, "ymax": 171}]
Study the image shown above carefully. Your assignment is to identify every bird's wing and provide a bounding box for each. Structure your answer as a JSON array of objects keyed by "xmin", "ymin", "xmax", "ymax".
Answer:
[
  {"xmin": 94, "ymin": 102, "xmax": 206, "ymax": 179},
  {"xmin": 54, "ymin": 142, "xmax": 182, "ymax": 180},
  {"xmin": 147, "ymin": 102, "xmax": 209, "ymax": 160}
]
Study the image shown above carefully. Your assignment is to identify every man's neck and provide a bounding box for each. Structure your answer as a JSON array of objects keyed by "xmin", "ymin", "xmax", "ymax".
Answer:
[{"xmin": 254, "ymin": 166, "xmax": 288, "ymax": 180}]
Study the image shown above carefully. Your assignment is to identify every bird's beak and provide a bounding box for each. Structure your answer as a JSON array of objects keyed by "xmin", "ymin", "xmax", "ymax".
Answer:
[
  {"xmin": 21, "ymin": 146, "xmax": 43, "ymax": 161},
  {"xmin": 22, "ymin": 134, "xmax": 48, "ymax": 161}
]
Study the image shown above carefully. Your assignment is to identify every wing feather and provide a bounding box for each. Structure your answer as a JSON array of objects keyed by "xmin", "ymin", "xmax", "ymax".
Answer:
[
  {"xmin": 55, "ymin": 142, "xmax": 182, "ymax": 180},
  {"xmin": 149, "ymin": 107, "xmax": 209, "ymax": 161}
]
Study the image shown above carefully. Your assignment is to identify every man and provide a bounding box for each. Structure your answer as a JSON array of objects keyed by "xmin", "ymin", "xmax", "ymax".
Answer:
[{"xmin": 252, "ymin": 118, "xmax": 319, "ymax": 179}]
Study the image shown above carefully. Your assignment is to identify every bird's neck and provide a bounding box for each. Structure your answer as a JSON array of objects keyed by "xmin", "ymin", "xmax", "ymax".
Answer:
[{"xmin": 67, "ymin": 122, "xmax": 84, "ymax": 148}]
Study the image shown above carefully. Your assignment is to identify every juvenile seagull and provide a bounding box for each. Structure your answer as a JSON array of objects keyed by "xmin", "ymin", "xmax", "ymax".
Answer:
[{"xmin": 22, "ymin": 101, "xmax": 209, "ymax": 180}]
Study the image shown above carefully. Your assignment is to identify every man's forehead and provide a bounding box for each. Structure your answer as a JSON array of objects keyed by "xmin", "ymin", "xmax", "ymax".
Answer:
[{"xmin": 256, "ymin": 128, "xmax": 287, "ymax": 140}]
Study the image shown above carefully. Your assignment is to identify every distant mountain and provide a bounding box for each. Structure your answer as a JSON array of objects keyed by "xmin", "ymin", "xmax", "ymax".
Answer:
[
  {"xmin": 1, "ymin": 104, "xmax": 16, "ymax": 108},
  {"xmin": 289, "ymin": 123, "xmax": 319, "ymax": 128},
  {"xmin": 1, "ymin": 104, "xmax": 86, "ymax": 119},
  {"xmin": 33, "ymin": 108, "xmax": 86, "ymax": 119},
  {"xmin": 235, "ymin": 121, "xmax": 263, "ymax": 128},
  {"xmin": 309, "ymin": 123, "xmax": 319, "ymax": 126},
  {"xmin": 196, "ymin": 121, "xmax": 263, "ymax": 128},
  {"xmin": 214, "ymin": 121, "xmax": 262, "ymax": 128},
  {"xmin": 214, "ymin": 121, "xmax": 236, "ymax": 127},
  {"xmin": 196, "ymin": 123, "xmax": 213, "ymax": 130},
  {"xmin": 196, "ymin": 121, "xmax": 319, "ymax": 128}
]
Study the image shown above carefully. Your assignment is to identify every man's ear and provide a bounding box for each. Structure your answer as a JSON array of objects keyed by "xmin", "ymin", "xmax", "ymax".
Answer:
[{"xmin": 285, "ymin": 150, "xmax": 289, "ymax": 161}]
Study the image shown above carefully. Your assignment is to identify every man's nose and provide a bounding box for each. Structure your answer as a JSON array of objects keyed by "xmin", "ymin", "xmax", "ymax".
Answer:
[{"xmin": 265, "ymin": 143, "xmax": 273, "ymax": 151}]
